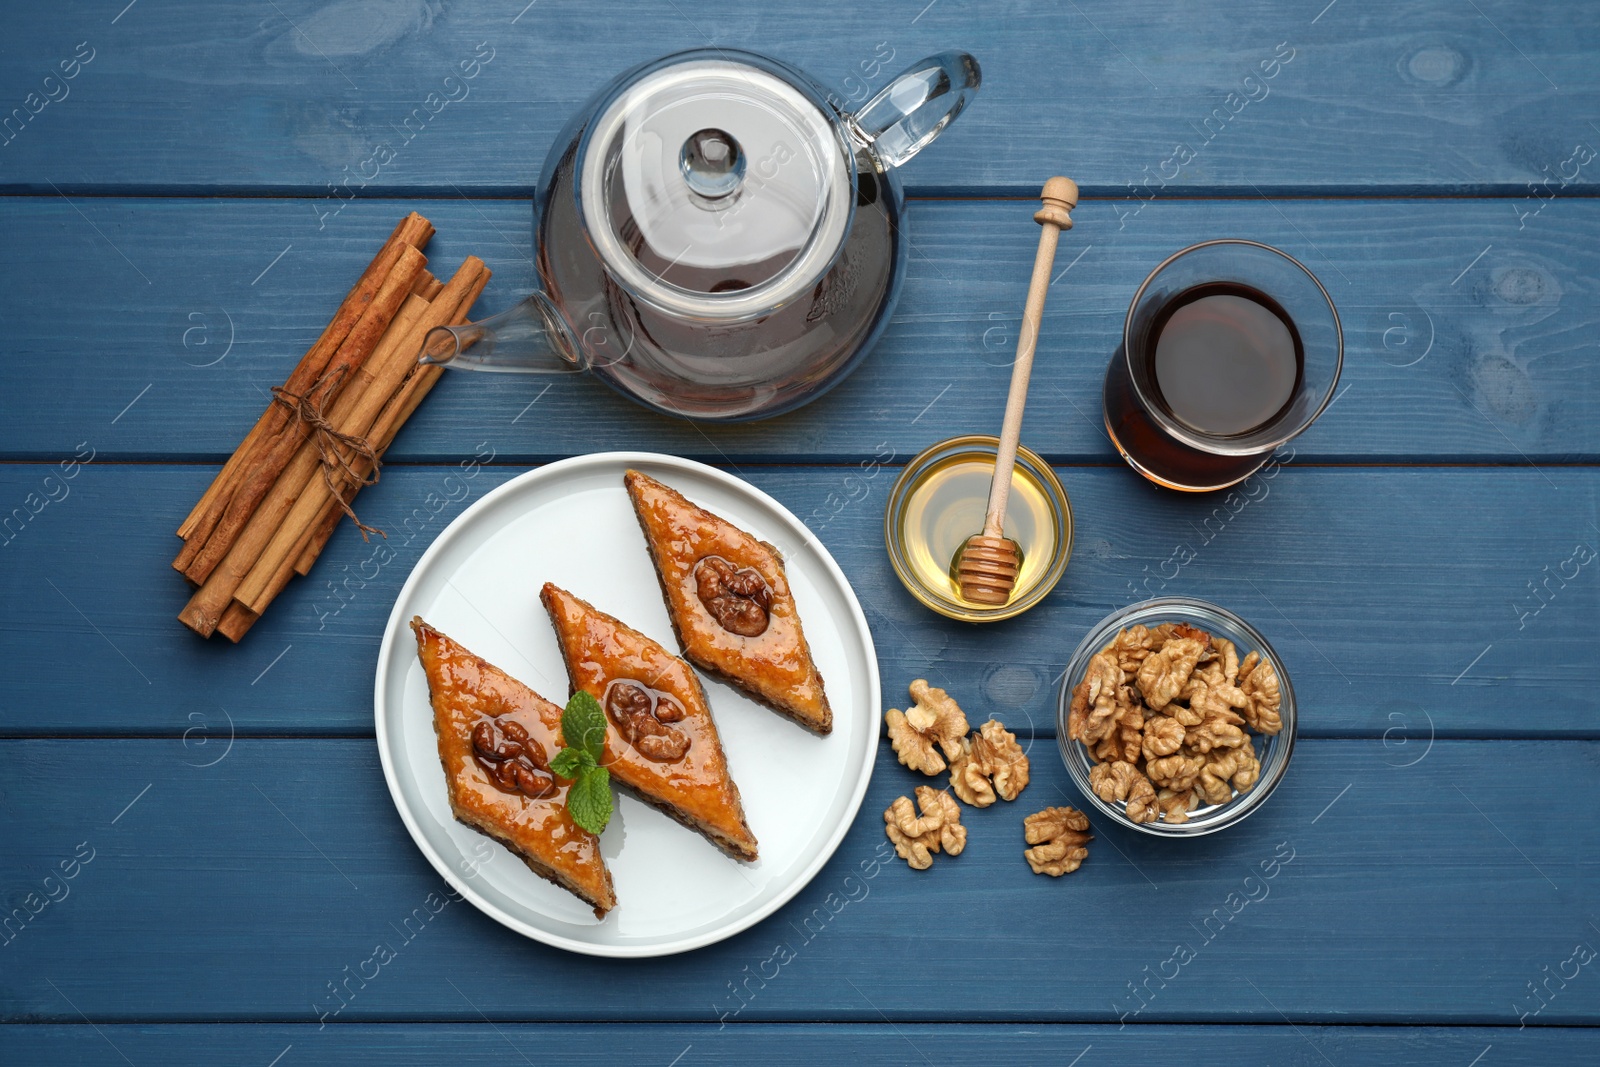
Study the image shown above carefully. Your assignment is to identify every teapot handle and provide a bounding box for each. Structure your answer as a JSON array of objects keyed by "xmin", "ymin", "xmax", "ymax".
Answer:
[{"xmin": 845, "ymin": 52, "xmax": 980, "ymax": 168}]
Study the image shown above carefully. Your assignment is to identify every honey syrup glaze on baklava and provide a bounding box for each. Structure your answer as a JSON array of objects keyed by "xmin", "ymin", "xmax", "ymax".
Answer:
[
  {"xmin": 411, "ymin": 617, "xmax": 616, "ymax": 918},
  {"xmin": 624, "ymin": 469, "xmax": 833, "ymax": 734},
  {"xmin": 541, "ymin": 582, "xmax": 760, "ymax": 862}
]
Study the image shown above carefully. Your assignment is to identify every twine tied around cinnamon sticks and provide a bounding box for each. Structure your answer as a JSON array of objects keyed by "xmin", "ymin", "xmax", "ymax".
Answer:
[
  {"xmin": 172, "ymin": 213, "xmax": 491, "ymax": 642},
  {"xmin": 269, "ymin": 381, "xmax": 384, "ymax": 539}
]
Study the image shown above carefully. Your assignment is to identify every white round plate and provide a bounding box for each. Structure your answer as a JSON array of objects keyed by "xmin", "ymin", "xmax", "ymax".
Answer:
[{"xmin": 374, "ymin": 452, "xmax": 880, "ymax": 957}]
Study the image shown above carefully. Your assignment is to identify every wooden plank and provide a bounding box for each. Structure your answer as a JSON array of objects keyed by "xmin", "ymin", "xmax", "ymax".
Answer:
[
  {"xmin": 0, "ymin": 1023, "xmax": 1586, "ymax": 1064},
  {"xmin": 1, "ymin": 737, "xmax": 1595, "ymax": 1024},
  {"xmin": 0, "ymin": 1, "xmax": 1594, "ymax": 195},
  {"xmin": 0, "ymin": 463, "xmax": 1594, "ymax": 738},
  {"xmin": 2, "ymin": 196, "xmax": 1598, "ymax": 462}
]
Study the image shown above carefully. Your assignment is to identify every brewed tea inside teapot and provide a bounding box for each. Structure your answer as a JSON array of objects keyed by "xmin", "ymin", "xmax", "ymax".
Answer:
[{"xmin": 419, "ymin": 48, "xmax": 980, "ymax": 421}]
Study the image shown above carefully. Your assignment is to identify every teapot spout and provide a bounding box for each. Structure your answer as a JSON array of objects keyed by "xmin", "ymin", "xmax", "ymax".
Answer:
[{"xmin": 419, "ymin": 292, "xmax": 583, "ymax": 374}]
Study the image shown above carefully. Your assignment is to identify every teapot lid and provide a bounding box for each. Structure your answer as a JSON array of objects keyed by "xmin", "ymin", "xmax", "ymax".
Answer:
[{"xmin": 576, "ymin": 50, "xmax": 855, "ymax": 322}]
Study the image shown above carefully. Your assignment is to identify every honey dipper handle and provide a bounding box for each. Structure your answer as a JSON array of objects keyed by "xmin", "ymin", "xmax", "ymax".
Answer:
[{"xmin": 982, "ymin": 176, "xmax": 1078, "ymax": 538}]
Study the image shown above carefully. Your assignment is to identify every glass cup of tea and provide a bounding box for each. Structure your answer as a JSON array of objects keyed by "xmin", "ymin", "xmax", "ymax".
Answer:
[{"xmin": 1102, "ymin": 239, "xmax": 1342, "ymax": 491}]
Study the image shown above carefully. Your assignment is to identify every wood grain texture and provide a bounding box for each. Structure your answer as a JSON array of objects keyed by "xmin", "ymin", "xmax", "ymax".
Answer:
[
  {"xmin": 4, "ymin": 0, "xmax": 1598, "ymax": 1048},
  {"xmin": 0, "ymin": 1023, "xmax": 1587, "ymax": 1064},
  {"xmin": 1, "ymin": 738, "xmax": 1595, "ymax": 1023},
  {"xmin": 1, "ymin": 463, "xmax": 1594, "ymax": 738},
  {"xmin": 2, "ymin": 197, "xmax": 1598, "ymax": 462},
  {"xmin": 0, "ymin": 1, "xmax": 1593, "ymax": 195}
]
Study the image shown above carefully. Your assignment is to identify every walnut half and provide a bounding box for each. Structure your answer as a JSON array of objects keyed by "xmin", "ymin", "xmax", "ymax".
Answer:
[
  {"xmin": 1089, "ymin": 760, "xmax": 1159, "ymax": 824},
  {"xmin": 1141, "ymin": 715, "xmax": 1185, "ymax": 760},
  {"xmin": 1136, "ymin": 634, "xmax": 1209, "ymax": 710},
  {"xmin": 1196, "ymin": 748, "xmax": 1249, "ymax": 806},
  {"xmin": 1107, "ymin": 624, "xmax": 1157, "ymax": 673},
  {"xmin": 948, "ymin": 736, "xmax": 992, "ymax": 807},
  {"xmin": 604, "ymin": 681, "xmax": 690, "ymax": 763},
  {"xmin": 884, "ymin": 786, "xmax": 967, "ymax": 870},
  {"xmin": 1186, "ymin": 715, "xmax": 1248, "ymax": 754},
  {"xmin": 949, "ymin": 718, "xmax": 1030, "ymax": 806},
  {"xmin": 694, "ymin": 555, "xmax": 772, "ymax": 637},
  {"xmin": 1023, "ymin": 806, "xmax": 1092, "ymax": 876},
  {"xmin": 884, "ymin": 680, "xmax": 970, "ymax": 776},
  {"xmin": 1157, "ymin": 787, "xmax": 1200, "ymax": 824},
  {"xmin": 1237, "ymin": 652, "xmax": 1284, "ymax": 735},
  {"xmin": 1068, "ymin": 652, "xmax": 1124, "ymax": 743},
  {"xmin": 1146, "ymin": 753, "xmax": 1205, "ymax": 792}
]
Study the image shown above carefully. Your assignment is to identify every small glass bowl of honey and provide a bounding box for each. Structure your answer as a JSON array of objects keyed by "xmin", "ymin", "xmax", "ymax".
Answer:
[{"xmin": 884, "ymin": 435, "xmax": 1073, "ymax": 622}]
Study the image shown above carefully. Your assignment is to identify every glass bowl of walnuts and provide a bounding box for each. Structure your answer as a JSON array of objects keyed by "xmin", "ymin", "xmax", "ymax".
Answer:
[{"xmin": 1055, "ymin": 597, "xmax": 1296, "ymax": 836}]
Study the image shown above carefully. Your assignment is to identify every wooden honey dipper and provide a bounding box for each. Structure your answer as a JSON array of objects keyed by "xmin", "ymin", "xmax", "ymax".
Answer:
[{"xmin": 955, "ymin": 176, "xmax": 1078, "ymax": 606}]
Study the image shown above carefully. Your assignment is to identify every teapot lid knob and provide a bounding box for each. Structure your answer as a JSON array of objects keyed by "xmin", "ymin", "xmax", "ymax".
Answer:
[{"xmin": 680, "ymin": 128, "xmax": 746, "ymax": 200}]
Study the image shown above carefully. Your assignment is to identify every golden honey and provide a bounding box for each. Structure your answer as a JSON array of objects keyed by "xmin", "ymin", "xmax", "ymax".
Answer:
[{"xmin": 885, "ymin": 436, "xmax": 1072, "ymax": 623}]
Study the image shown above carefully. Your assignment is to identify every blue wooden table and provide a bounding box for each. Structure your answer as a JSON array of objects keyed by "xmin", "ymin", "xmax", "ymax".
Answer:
[{"xmin": 3, "ymin": 2, "xmax": 1598, "ymax": 1063}]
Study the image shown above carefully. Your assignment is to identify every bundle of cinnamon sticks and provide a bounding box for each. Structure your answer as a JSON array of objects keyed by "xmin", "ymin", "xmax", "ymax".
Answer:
[{"xmin": 174, "ymin": 212, "xmax": 489, "ymax": 641}]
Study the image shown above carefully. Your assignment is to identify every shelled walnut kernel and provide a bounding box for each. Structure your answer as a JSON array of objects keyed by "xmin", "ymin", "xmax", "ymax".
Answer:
[
  {"xmin": 1088, "ymin": 760, "xmax": 1157, "ymax": 825},
  {"xmin": 949, "ymin": 718, "xmax": 1030, "ymax": 807},
  {"xmin": 1023, "ymin": 806, "xmax": 1092, "ymax": 876},
  {"xmin": 1068, "ymin": 623, "xmax": 1279, "ymax": 824},
  {"xmin": 883, "ymin": 786, "xmax": 967, "ymax": 870},
  {"xmin": 884, "ymin": 680, "xmax": 969, "ymax": 776}
]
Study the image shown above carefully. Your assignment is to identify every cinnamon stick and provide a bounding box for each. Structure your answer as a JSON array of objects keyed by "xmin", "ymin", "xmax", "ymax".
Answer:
[
  {"xmin": 173, "ymin": 216, "xmax": 494, "ymax": 642},
  {"xmin": 178, "ymin": 243, "xmax": 427, "ymax": 587},
  {"xmin": 179, "ymin": 283, "xmax": 431, "ymax": 637},
  {"xmin": 290, "ymin": 366, "xmax": 447, "ymax": 576},
  {"xmin": 237, "ymin": 260, "xmax": 487, "ymax": 615},
  {"xmin": 215, "ymin": 602, "xmax": 257, "ymax": 643},
  {"xmin": 294, "ymin": 501, "xmax": 345, "ymax": 576},
  {"xmin": 177, "ymin": 213, "xmax": 432, "ymax": 545},
  {"xmin": 294, "ymin": 266, "xmax": 488, "ymax": 576},
  {"xmin": 232, "ymin": 294, "xmax": 435, "ymax": 612},
  {"xmin": 218, "ymin": 262, "xmax": 490, "ymax": 640}
]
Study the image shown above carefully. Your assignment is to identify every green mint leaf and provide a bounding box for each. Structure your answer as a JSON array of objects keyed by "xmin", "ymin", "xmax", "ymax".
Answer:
[
  {"xmin": 549, "ymin": 697, "xmax": 604, "ymax": 783},
  {"xmin": 566, "ymin": 767, "xmax": 613, "ymax": 835},
  {"xmin": 562, "ymin": 690, "xmax": 608, "ymax": 762},
  {"xmin": 549, "ymin": 746, "xmax": 584, "ymax": 780}
]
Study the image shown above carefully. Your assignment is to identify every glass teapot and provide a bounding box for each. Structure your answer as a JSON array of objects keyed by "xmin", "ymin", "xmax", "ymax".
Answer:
[{"xmin": 420, "ymin": 47, "xmax": 980, "ymax": 421}]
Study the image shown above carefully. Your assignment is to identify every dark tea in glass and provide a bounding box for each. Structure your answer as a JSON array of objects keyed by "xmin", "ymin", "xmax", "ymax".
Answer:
[{"xmin": 1104, "ymin": 241, "xmax": 1341, "ymax": 492}]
